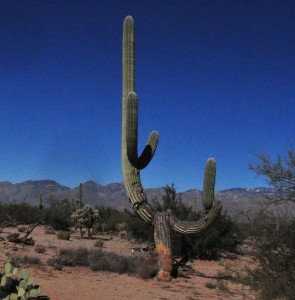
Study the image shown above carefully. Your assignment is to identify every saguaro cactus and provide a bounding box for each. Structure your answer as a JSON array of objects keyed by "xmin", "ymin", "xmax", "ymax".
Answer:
[
  {"xmin": 122, "ymin": 16, "xmax": 223, "ymax": 281},
  {"xmin": 77, "ymin": 183, "xmax": 83, "ymax": 209}
]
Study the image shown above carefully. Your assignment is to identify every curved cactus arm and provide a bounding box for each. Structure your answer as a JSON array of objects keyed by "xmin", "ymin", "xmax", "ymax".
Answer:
[
  {"xmin": 126, "ymin": 92, "xmax": 159, "ymax": 169},
  {"xmin": 169, "ymin": 201, "xmax": 222, "ymax": 234},
  {"xmin": 138, "ymin": 130, "xmax": 159, "ymax": 169},
  {"xmin": 169, "ymin": 158, "xmax": 222, "ymax": 234}
]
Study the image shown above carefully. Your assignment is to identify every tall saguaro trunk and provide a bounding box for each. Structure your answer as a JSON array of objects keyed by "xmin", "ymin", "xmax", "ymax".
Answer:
[
  {"xmin": 121, "ymin": 16, "xmax": 223, "ymax": 281},
  {"xmin": 153, "ymin": 211, "xmax": 173, "ymax": 281}
]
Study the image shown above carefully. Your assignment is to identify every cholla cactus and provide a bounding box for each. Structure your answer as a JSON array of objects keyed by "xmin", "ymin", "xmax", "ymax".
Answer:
[
  {"xmin": 122, "ymin": 16, "xmax": 223, "ymax": 281},
  {"xmin": 71, "ymin": 204, "xmax": 100, "ymax": 239}
]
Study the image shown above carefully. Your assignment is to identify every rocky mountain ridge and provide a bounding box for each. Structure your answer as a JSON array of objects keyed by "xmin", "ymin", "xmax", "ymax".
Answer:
[{"xmin": 0, "ymin": 180, "xmax": 275, "ymax": 215}]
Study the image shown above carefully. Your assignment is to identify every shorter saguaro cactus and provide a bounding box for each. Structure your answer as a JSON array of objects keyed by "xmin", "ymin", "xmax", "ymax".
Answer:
[
  {"xmin": 38, "ymin": 193, "xmax": 43, "ymax": 210},
  {"xmin": 76, "ymin": 183, "xmax": 83, "ymax": 209}
]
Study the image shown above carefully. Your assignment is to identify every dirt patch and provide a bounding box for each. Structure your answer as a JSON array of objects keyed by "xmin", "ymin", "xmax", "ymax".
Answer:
[{"xmin": 0, "ymin": 226, "xmax": 255, "ymax": 299}]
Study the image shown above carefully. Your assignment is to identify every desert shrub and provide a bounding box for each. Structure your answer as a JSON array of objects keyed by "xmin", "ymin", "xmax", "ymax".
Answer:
[
  {"xmin": 47, "ymin": 256, "xmax": 64, "ymax": 271},
  {"xmin": 136, "ymin": 255, "xmax": 158, "ymax": 279},
  {"xmin": 93, "ymin": 239, "xmax": 104, "ymax": 247},
  {"xmin": 96, "ymin": 206, "xmax": 128, "ymax": 232},
  {"xmin": 6, "ymin": 233, "xmax": 18, "ymax": 243},
  {"xmin": 205, "ymin": 281, "xmax": 216, "ymax": 289},
  {"xmin": 47, "ymin": 247, "xmax": 157, "ymax": 278},
  {"xmin": 125, "ymin": 210, "xmax": 154, "ymax": 244},
  {"xmin": 44, "ymin": 225, "xmax": 55, "ymax": 234},
  {"xmin": 0, "ymin": 202, "xmax": 41, "ymax": 225},
  {"xmin": 58, "ymin": 248, "xmax": 89, "ymax": 266},
  {"xmin": 190, "ymin": 212, "xmax": 240, "ymax": 260},
  {"xmin": 88, "ymin": 250, "xmax": 130, "ymax": 273},
  {"xmin": 17, "ymin": 225, "xmax": 27, "ymax": 232},
  {"xmin": 12, "ymin": 255, "xmax": 41, "ymax": 266},
  {"xmin": 240, "ymin": 209, "xmax": 295, "ymax": 300},
  {"xmin": 43, "ymin": 198, "xmax": 72, "ymax": 231},
  {"xmin": 34, "ymin": 245, "xmax": 46, "ymax": 254},
  {"xmin": 56, "ymin": 230, "xmax": 71, "ymax": 240}
]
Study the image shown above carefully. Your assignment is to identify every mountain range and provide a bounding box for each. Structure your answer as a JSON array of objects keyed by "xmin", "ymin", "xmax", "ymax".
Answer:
[{"xmin": 0, "ymin": 180, "xmax": 276, "ymax": 215}]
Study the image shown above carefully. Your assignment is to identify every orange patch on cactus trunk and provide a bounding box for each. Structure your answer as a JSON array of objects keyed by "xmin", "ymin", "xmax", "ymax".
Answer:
[{"xmin": 155, "ymin": 241, "xmax": 173, "ymax": 282}]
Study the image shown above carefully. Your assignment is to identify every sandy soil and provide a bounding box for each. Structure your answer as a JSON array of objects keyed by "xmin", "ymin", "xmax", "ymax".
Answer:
[{"xmin": 0, "ymin": 226, "xmax": 255, "ymax": 300}]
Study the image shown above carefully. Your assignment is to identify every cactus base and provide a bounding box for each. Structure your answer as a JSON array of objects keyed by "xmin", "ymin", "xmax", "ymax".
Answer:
[{"xmin": 154, "ymin": 212, "xmax": 173, "ymax": 281}]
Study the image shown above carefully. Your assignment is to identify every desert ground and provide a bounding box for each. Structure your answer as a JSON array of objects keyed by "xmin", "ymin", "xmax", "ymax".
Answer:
[{"xmin": 0, "ymin": 226, "xmax": 255, "ymax": 300}]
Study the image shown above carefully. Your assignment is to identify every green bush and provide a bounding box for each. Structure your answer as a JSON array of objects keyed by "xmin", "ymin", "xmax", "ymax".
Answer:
[
  {"xmin": 96, "ymin": 206, "xmax": 128, "ymax": 232},
  {"xmin": 44, "ymin": 199, "xmax": 72, "ymax": 231},
  {"xmin": 190, "ymin": 212, "xmax": 239, "ymax": 260},
  {"xmin": 17, "ymin": 225, "xmax": 27, "ymax": 233},
  {"xmin": 44, "ymin": 225, "xmax": 55, "ymax": 234},
  {"xmin": 34, "ymin": 245, "xmax": 46, "ymax": 254},
  {"xmin": 11, "ymin": 255, "xmax": 41, "ymax": 266},
  {"xmin": 93, "ymin": 239, "xmax": 104, "ymax": 247},
  {"xmin": 0, "ymin": 203, "xmax": 41, "ymax": 225},
  {"xmin": 241, "ymin": 209, "xmax": 295, "ymax": 300}
]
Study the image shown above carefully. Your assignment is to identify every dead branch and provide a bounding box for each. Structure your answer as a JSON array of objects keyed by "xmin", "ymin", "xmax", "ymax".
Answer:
[{"xmin": 6, "ymin": 221, "xmax": 41, "ymax": 245}]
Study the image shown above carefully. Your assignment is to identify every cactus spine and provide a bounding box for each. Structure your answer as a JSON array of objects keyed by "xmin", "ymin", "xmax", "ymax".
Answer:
[{"xmin": 122, "ymin": 16, "xmax": 222, "ymax": 281}]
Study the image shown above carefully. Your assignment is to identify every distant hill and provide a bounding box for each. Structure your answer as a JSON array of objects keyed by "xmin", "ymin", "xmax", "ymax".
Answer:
[{"xmin": 0, "ymin": 180, "xmax": 277, "ymax": 215}]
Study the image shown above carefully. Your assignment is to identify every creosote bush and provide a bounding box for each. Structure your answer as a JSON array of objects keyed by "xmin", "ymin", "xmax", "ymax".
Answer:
[
  {"xmin": 17, "ymin": 225, "xmax": 27, "ymax": 233},
  {"xmin": 56, "ymin": 230, "xmax": 71, "ymax": 240},
  {"xmin": 12, "ymin": 255, "xmax": 42, "ymax": 266},
  {"xmin": 47, "ymin": 247, "xmax": 157, "ymax": 279},
  {"xmin": 240, "ymin": 209, "xmax": 295, "ymax": 300},
  {"xmin": 34, "ymin": 245, "xmax": 46, "ymax": 254},
  {"xmin": 44, "ymin": 225, "xmax": 55, "ymax": 234},
  {"xmin": 93, "ymin": 239, "xmax": 104, "ymax": 248}
]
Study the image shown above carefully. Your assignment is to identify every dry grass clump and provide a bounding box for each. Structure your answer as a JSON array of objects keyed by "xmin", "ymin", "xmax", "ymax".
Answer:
[
  {"xmin": 34, "ymin": 245, "xmax": 46, "ymax": 254},
  {"xmin": 12, "ymin": 255, "xmax": 41, "ymax": 266},
  {"xmin": 56, "ymin": 230, "xmax": 71, "ymax": 240},
  {"xmin": 44, "ymin": 225, "xmax": 55, "ymax": 234},
  {"xmin": 93, "ymin": 239, "xmax": 104, "ymax": 247},
  {"xmin": 17, "ymin": 225, "xmax": 27, "ymax": 232},
  {"xmin": 47, "ymin": 247, "xmax": 157, "ymax": 278}
]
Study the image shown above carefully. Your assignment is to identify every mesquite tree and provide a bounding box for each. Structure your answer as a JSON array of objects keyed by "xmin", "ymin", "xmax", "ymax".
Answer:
[{"xmin": 121, "ymin": 16, "xmax": 223, "ymax": 281}]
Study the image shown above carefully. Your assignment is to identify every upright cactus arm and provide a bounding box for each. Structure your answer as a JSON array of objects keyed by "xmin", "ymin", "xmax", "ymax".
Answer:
[
  {"xmin": 170, "ymin": 158, "xmax": 222, "ymax": 234},
  {"xmin": 203, "ymin": 158, "xmax": 216, "ymax": 210}
]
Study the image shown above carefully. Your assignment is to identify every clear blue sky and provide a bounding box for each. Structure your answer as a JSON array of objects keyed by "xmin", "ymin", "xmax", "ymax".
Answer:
[{"xmin": 0, "ymin": 1, "xmax": 294, "ymax": 191}]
